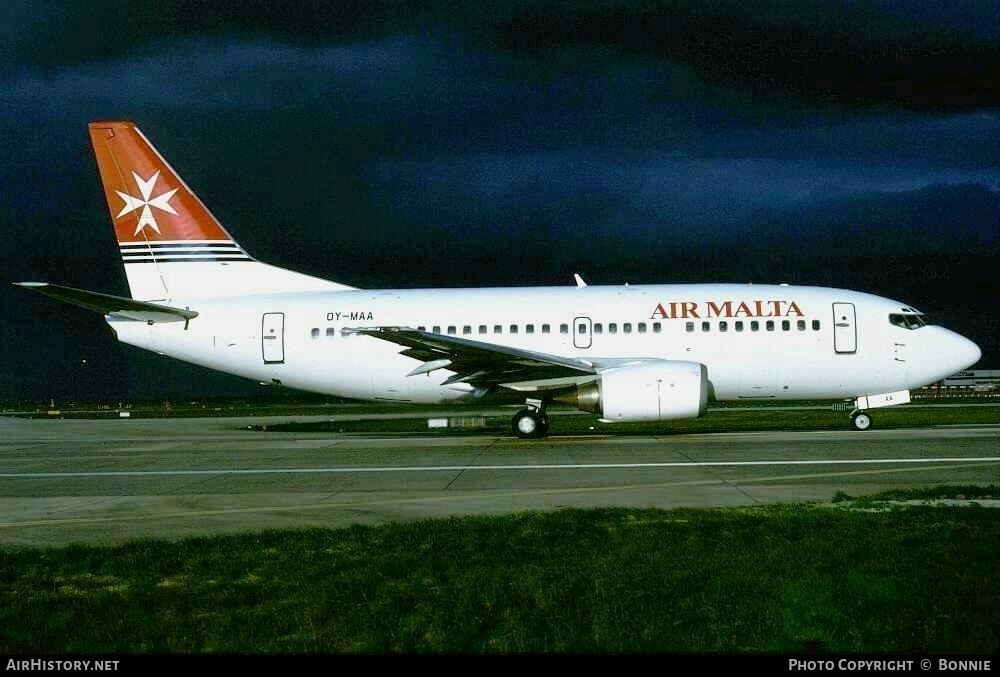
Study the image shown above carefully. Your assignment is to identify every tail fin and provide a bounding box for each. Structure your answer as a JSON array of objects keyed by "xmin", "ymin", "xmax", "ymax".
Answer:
[{"xmin": 88, "ymin": 122, "xmax": 353, "ymax": 300}]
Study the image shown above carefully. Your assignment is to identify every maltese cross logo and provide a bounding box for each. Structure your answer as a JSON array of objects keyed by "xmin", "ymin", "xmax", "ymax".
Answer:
[{"xmin": 115, "ymin": 170, "xmax": 179, "ymax": 236}]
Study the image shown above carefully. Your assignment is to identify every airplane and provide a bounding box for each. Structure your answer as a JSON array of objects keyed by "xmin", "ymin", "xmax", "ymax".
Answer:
[{"xmin": 15, "ymin": 122, "xmax": 982, "ymax": 438}]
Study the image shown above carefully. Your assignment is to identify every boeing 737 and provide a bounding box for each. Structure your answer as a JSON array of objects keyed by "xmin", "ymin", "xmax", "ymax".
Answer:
[{"xmin": 16, "ymin": 122, "xmax": 982, "ymax": 437}]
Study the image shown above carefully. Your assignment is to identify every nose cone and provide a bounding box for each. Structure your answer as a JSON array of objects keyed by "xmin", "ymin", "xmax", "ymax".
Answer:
[
  {"xmin": 913, "ymin": 328, "xmax": 982, "ymax": 388},
  {"xmin": 953, "ymin": 334, "xmax": 982, "ymax": 371}
]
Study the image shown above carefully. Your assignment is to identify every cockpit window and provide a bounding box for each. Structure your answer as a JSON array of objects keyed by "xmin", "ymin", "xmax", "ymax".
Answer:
[{"xmin": 889, "ymin": 313, "xmax": 929, "ymax": 330}]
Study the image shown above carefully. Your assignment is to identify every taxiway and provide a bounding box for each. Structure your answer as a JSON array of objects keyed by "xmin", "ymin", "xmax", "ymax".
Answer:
[{"xmin": 1, "ymin": 416, "xmax": 997, "ymax": 546}]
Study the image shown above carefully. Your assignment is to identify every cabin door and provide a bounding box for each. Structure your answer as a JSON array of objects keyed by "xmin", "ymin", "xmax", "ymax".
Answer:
[
  {"xmin": 832, "ymin": 303, "xmax": 857, "ymax": 354},
  {"xmin": 262, "ymin": 312, "xmax": 285, "ymax": 363},
  {"xmin": 573, "ymin": 316, "xmax": 592, "ymax": 349}
]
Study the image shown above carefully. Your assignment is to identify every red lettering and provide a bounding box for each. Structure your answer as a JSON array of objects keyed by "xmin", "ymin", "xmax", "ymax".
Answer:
[
  {"xmin": 734, "ymin": 301, "xmax": 753, "ymax": 318},
  {"xmin": 787, "ymin": 301, "xmax": 804, "ymax": 317},
  {"xmin": 706, "ymin": 301, "xmax": 732, "ymax": 318},
  {"xmin": 650, "ymin": 303, "xmax": 670, "ymax": 320},
  {"xmin": 682, "ymin": 302, "xmax": 700, "ymax": 319}
]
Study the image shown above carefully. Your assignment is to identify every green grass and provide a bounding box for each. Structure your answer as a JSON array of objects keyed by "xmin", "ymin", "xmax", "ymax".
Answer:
[
  {"xmin": 263, "ymin": 404, "xmax": 1000, "ymax": 435},
  {"xmin": 2, "ymin": 490, "xmax": 998, "ymax": 653}
]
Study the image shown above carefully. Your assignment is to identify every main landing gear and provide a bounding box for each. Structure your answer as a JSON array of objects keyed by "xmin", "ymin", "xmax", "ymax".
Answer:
[
  {"xmin": 850, "ymin": 410, "xmax": 873, "ymax": 431},
  {"xmin": 511, "ymin": 398, "xmax": 550, "ymax": 439}
]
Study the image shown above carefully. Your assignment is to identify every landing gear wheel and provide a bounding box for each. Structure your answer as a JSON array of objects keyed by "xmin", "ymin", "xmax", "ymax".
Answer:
[
  {"xmin": 512, "ymin": 409, "xmax": 548, "ymax": 439},
  {"xmin": 851, "ymin": 411, "xmax": 872, "ymax": 431}
]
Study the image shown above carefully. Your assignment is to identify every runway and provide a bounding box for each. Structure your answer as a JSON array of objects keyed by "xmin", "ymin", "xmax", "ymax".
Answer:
[{"xmin": 1, "ymin": 415, "xmax": 997, "ymax": 547}]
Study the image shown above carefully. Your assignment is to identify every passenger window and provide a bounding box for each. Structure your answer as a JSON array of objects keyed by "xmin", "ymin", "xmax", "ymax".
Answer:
[
  {"xmin": 526, "ymin": 324, "xmax": 535, "ymax": 334},
  {"xmin": 542, "ymin": 324, "xmax": 550, "ymax": 334},
  {"xmin": 479, "ymin": 325, "xmax": 487, "ymax": 334},
  {"xmin": 560, "ymin": 324, "xmax": 569, "ymax": 334},
  {"xmin": 653, "ymin": 322, "xmax": 662, "ymax": 333},
  {"xmin": 797, "ymin": 320, "xmax": 806, "ymax": 331},
  {"xmin": 493, "ymin": 325, "xmax": 502, "ymax": 334},
  {"xmin": 311, "ymin": 328, "xmax": 319, "ymax": 339},
  {"xmin": 735, "ymin": 321, "xmax": 744, "ymax": 332},
  {"xmin": 719, "ymin": 321, "xmax": 728, "ymax": 332},
  {"xmin": 447, "ymin": 326, "xmax": 456, "ymax": 335},
  {"xmin": 578, "ymin": 323, "xmax": 587, "ymax": 334},
  {"xmin": 594, "ymin": 323, "xmax": 603, "ymax": 334},
  {"xmin": 433, "ymin": 326, "xmax": 441, "ymax": 334},
  {"xmin": 781, "ymin": 320, "xmax": 790, "ymax": 331},
  {"xmin": 326, "ymin": 327, "xmax": 336, "ymax": 338},
  {"xmin": 751, "ymin": 320, "xmax": 759, "ymax": 332},
  {"xmin": 463, "ymin": 326, "xmax": 472, "ymax": 335},
  {"xmin": 812, "ymin": 320, "xmax": 820, "ymax": 330},
  {"xmin": 510, "ymin": 325, "xmax": 518, "ymax": 334},
  {"xmin": 624, "ymin": 323, "xmax": 632, "ymax": 334},
  {"xmin": 638, "ymin": 322, "xmax": 647, "ymax": 334},
  {"xmin": 686, "ymin": 322, "xmax": 694, "ymax": 333},
  {"xmin": 609, "ymin": 323, "xmax": 618, "ymax": 334},
  {"xmin": 766, "ymin": 321, "xmax": 775, "ymax": 331}
]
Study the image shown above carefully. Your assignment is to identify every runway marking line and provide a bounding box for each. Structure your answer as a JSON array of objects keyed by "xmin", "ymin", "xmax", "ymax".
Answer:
[
  {"xmin": 0, "ymin": 461, "xmax": 997, "ymax": 530},
  {"xmin": 2, "ymin": 457, "xmax": 999, "ymax": 478}
]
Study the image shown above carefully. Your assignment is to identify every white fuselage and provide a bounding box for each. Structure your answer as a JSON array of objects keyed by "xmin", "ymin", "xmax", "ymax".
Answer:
[{"xmin": 107, "ymin": 283, "xmax": 980, "ymax": 406}]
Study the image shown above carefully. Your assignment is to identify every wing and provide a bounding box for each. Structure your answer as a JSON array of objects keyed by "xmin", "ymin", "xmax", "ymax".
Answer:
[{"xmin": 348, "ymin": 327, "xmax": 597, "ymax": 390}]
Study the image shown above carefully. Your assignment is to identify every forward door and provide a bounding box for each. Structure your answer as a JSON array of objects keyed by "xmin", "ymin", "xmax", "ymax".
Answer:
[{"xmin": 832, "ymin": 303, "xmax": 857, "ymax": 354}]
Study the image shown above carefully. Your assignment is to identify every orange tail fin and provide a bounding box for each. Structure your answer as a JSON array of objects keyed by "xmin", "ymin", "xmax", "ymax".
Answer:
[
  {"xmin": 88, "ymin": 122, "xmax": 352, "ymax": 300},
  {"xmin": 89, "ymin": 121, "xmax": 247, "ymax": 255}
]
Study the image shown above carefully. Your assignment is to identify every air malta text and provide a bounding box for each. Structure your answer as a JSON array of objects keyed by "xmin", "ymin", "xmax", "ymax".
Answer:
[{"xmin": 650, "ymin": 300, "xmax": 804, "ymax": 320}]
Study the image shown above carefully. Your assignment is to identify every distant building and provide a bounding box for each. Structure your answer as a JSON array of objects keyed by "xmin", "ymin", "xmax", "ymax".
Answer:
[{"xmin": 916, "ymin": 369, "xmax": 999, "ymax": 398}]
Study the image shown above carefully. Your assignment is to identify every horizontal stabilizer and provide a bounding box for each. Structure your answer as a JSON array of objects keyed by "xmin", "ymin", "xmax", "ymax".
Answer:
[{"xmin": 14, "ymin": 282, "xmax": 197, "ymax": 324}]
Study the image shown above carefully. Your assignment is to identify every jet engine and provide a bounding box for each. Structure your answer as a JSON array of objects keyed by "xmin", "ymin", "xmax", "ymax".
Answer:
[{"xmin": 556, "ymin": 361, "xmax": 708, "ymax": 422}]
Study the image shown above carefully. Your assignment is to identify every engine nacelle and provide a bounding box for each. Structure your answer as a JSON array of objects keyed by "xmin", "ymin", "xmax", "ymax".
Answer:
[{"xmin": 560, "ymin": 361, "xmax": 708, "ymax": 423}]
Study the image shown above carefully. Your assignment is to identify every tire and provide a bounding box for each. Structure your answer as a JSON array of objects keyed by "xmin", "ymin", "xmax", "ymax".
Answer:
[
  {"xmin": 512, "ymin": 409, "xmax": 546, "ymax": 439},
  {"xmin": 851, "ymin": 411, "xmax": 872, "ymax": 431}
]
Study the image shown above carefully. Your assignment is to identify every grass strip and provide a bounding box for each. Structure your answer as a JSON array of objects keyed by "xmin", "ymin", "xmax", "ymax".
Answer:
[{"xmin": 2, "ymin": 489, "xmax": 997, "ymax": 653}]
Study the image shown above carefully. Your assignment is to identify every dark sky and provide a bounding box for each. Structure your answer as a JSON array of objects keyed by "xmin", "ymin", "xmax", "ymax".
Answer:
[{"xmin": 2, "ymin": 0, "xmax": 998, "ymax": 401}]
